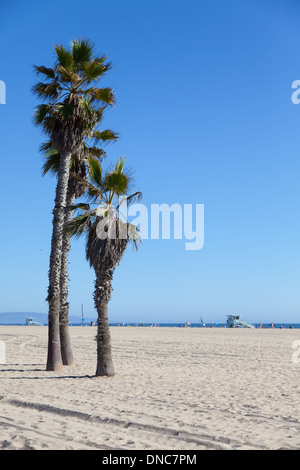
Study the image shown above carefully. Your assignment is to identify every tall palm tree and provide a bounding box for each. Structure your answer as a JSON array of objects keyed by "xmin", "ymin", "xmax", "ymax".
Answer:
[
  {"xmin": 33, "ymin": 39, "xmax": 116, "ymax": 371},
  {"xmin": 66, "ymin": 157, "xmax": 141, "ymax": 376}
]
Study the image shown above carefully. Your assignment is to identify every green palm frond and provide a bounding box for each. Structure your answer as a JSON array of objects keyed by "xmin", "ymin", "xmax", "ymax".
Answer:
[
  {"xmin": 54, "ymin": 45, "xmax": 74, "ymax": 70},
  {"xmin": 33, "ymin": 65, "xmax": 56, "ymax": 79},
  {"xmin": 86, "ymin": 183, "xmax": 102, "ymax": 201},
  {"xmin": 56, "ymin": 66, "xmax": 78, "ymax": 84},
  {"xmin": 32, "ymin": 81, "xmax": 61, "ymax": 100},
  {"xmin": 114, "ymin": 157, "xmax": 126, "ymax": 173},
  {"xmin": 71, "ymin": 39, "xmax": 95, "ymax": 66},
  {"xmin": 88, "ymin": 157, "xmax": 103, "ymax": 188},
  {"xmin": 41, "ymin": 115, "xmax": 57, "ymax": 135},
  {"xmin": 67, "ymin": 202, "xmax": 90, "ymax": 212},
  {"xmin": 33, "ymin": 105, "xmax": 56, "ymax": 136},
  {"xmin": 39, "ymin": 141, "xmax": 53, "ymax": 153},
  {"xmin": 39, "ymin": 140, "xmax": 59, "ymax": 176},
  {"xmin": 42, "ymin": 150, "xmax": 60, "ymax": 176},
  {"xmin": 104, "ymin": 171, "xmax": 128, "ymax": 195},
  {"xmin": 94, "ymin": 108, "xmax": 105, "ymax": 122},
  {"xmin": 112, "ymin": 158, "xmax": 136, "ymax": 192},
  {"xmin": 117, "ymin": 191, "xmax": 142, "ymax": 210},
  {"xmin": 82, "ymin": 59, "xmax": 111, "ymax": 83},
  {"xmin": 33, "ymin": 104, "xmax": 53, "ymax": 126},
  {"xmin": 90, "ymin": 87, "xmax": 116, "ymax": 106},
  {"xmin": 84, "ymin": 145, "xmax": 106, "ymax": 159},
  {"xmin": 64, "ymin": 213, "xmax": 92, "ymax": 238},
  {"xmin": 92, "ymin": 129, "xmax": 119, "ymax": 144}
]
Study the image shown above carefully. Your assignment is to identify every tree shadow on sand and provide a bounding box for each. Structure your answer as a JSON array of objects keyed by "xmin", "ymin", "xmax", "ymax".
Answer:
[{"xmin": 0, "ymin": 364, "xmax": 94, "ymax": 379}]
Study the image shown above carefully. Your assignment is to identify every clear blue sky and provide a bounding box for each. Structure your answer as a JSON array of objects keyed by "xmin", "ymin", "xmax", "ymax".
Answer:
[{"xmin": 0, "ymin": 0, "xmax": 299, "ymax": 323}]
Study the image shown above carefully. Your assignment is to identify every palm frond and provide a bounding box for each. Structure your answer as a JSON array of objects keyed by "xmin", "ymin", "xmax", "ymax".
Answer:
[
  {"xmin": 94, "ymin": 108, "xmax": 105, "ymax": 122},
  {"xmin": 92, "ymin": 129, "xmax": 119, "ymax": 144},
  {"xmin": 81, "ymin": 59, "xmax": 111, "ymax": 83},
  {"xmin": 114, "ymin": 156, "xmax": 126, "ymax": 173},
  {"xmin": 86, "ymin": 184, "xmax": 101, "ymax": 201},
  {"xmin": 39, "ymin": 141, "xmax": 54, "ymax": 153},
  {"xmin": 54, "ymin": 44, "xmax": 74, "ymax": 70},
  {"xmin": 42, "ymin": 151, "xmax": 60, "ymax": 176},
  {"xmin": 33, "ymin": 105, "xmax": 56, "ymax": 136},
  {"xmin": 104, "ymin": 171, "xmax": 128, "ymax": 196},
  {"xmin": 67, "ymin": 202, "xmax": 90, "ymax": 212},
  {"xmin": 84, "ymin": 145, "xmax": 106, "ymax": 159},
  {"xmin": 88, "ymin": 157, "xmax": 103, "ymax": 188},
  {"xmin": 71, "ymin": 39, "xmax": 95, "ymax": 66},
  {"xmin": 64, "ymin": 213, "xmax": 92, "ymax": 238},
  {"xmin": 56, "ymin": 66, "xmax": 79, "ymax": 84},
  {"xmin": 32, "ymin": 81, "xmax": 61, "ymax": 100},
  {"xmin": 90, "ymin": 87, "xmax": 116, "ymax": 106},
  {"xmin": 40, "ymin": 115, "xmax": 57, "ymax": 135},
  {"xmin": 33, "ymin": 65, "xmax": 56, "ymax": 79},
  {"xmin": 117, "ymin": 191, "xmax": 143, "ymax": 210},
  {"xmin": 32, "ymin": 104, "xmax": 52, "ymax": 126}
]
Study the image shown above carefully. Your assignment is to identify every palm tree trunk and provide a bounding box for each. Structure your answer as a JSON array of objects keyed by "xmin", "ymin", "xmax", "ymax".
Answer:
[
  {"xmin": 94, "ymin": 268, "xmax": 115, "ymax": 376},
  {"xmin": 59, "ymin": 189, "xmax": 75, "ymax": 366},
  {"xmin": 46, "ymin": 151, "xmax": 72, "ymax": 371}
]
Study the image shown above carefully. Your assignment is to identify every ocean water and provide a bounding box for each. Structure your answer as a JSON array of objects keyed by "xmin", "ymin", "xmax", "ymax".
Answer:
[
  {"xmin": 109, "ymin": 322, "xmax": 300, "ymax": 329},
  {"xmin": 1, "ymin": 322, "xmax": 299, "ymax": 329}
]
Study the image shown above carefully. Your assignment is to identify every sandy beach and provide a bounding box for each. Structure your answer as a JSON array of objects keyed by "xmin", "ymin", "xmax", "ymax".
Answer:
[{"xmin": 0, "ymin": 325, "xmax": 299, "ymax": 450}]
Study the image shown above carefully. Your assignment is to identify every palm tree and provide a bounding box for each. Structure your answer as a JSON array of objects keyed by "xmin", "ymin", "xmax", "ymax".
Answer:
[
  {"xmin": 33, "ymin": 39, "xmax": 116, "ymax": 371},
  {"xmin": 66, "ymin": 157, "xmax": 141, "ymax": 376}
]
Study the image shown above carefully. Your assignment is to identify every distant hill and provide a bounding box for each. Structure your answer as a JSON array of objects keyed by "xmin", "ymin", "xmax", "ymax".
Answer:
[{"xmin": 0, "ymin": 312, "xmax": 97, "ymax": 325}]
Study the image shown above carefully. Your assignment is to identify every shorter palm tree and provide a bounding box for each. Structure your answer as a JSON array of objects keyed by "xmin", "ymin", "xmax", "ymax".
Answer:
[{"xmin": 66, "ymin": 157, "xmax": 141, "ymax": 376}]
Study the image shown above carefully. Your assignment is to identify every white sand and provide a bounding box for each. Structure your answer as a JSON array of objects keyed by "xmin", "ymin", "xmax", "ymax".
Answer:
[{"xmin": 0, "ymin": 325, "xmax": 299, "ymax": 450}]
